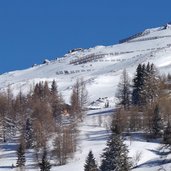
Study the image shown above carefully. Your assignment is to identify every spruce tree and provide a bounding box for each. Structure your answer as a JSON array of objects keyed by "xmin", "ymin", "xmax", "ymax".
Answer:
[
  {"xmin": 16, "ymin": 143, "xmax": 26, "ymax": 169},
  {"xmin": 84, "ymin": 150, "xmax": 98, "ymax": 171},
  {"xmin": 24, "ymin": 118, "xmax": 33, "ymax": 149},
  {"xmin": 132, "ymin": 63, "xmax": 159, "ymax": 107},
  {"xmin": 100, "ymin": 124, "xmax": 131, "ymax": 171},
  {"xmin": 39, "ymin": 148, "xmax": 51, "ymax": 171},
  {"xmin": 116, "ymin": 69, "xmax": 131, "ymax": 109},
  {"xmin": 132, "ymin": 64, "xmax": 145, "ymax": 106},
  {"xmin": 51, "ymin": 80, "xmax": 58, "ymax": 95}
]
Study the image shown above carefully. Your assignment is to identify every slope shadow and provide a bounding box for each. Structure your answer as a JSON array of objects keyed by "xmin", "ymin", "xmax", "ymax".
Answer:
[
  {"xmin": 134, "ymin": 159, "xmax": 171, "ymax": 169},
  {"xmin": 84, "ymin": 130, "xmax": 109, "ymax": 142},
  {"xmin": 88, "ymin": 109, "xmax": 115, "ymax": 116},
  {"xmin": 0, "ymin": 166, "xmax": 14, "ymax": 169},
  {"xmin": 147, "ymin": 149, "xmax": 171, "ymax": 156},
  {"xmin": 0, "ymin": 143, "xmax": 18, "ymax": 151},
  {"xmin": 124, "ymin": 132, "xmax": 161, "ymax": 144},
  {"xmin": 133, "ymin": 147, "xmax": 171, "ymax": 169}
]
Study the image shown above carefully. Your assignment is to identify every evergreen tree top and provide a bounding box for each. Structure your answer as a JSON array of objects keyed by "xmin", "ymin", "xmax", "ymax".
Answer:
[{"xmin": 84, "ymin": 150, "xmax": 98, "ymax": 171}]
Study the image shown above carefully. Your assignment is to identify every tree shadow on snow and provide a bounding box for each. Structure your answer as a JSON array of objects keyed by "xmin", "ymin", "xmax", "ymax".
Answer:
[
  {"xmin": 147, "ymin": 148, "xmax": 171, "ymax": 156},
  {"xmin": 133, "ymin": 148, "xmax": 171, "ymax": 170},
  {"xmin": 84, "ymin": 130, "xmax": 109, "ymax": 142},
  {"xmin": 0, "ymin": 166, "xmax": 14, "ymax": 169},
  {"xmin": 124, "ymin": 132, "xmax": 161, "ymax": 144},
  {"xmin": 0, "ymin": 143, "xmax": 18, "ymax": 151},
  {"xmin": 87, "ymin": 109, "xmax": 115, "ymax": 116},
  {"xmin": 133, "ymin": 158, "xmax": 171, "ymax": 169}
]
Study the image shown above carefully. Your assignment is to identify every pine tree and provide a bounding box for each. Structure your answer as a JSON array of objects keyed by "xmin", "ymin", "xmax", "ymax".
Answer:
[
  {"xmin": 43, "ymin": 81, "xmax": 50, "ymax": 100},
  {"xmin": 84, "ymin": 150, "xmax": 98, "ymax": 171},
  {"xmin": 100, "ymin": 124, "xmax": 131, "ymax": 171},
  {"xmin": 132, "ymin": 64, "xmax": 145, "ymax": 106},
  {"xmin": 39, "ymin": 148, "xmax": 51, "ymax": 171},
  {"xmin": 132, "ymin": 63, "xmax": 159, "ymax": 107},
  {"xmin": 16, "ymin": 143, "xmax": 26, "ymax": 169},
  {"xmin": 50, "ymin": 81, "xmax": 63, "ymax": 122},
  {"xmin": 116, "ymin": 69, "xmax": 131, "ymax": 109},
  {"xmin": 24, "ymin": 118, "xmax": 33, "ymax": 149},
  {"xmin": 51, "ymin": 80, "xmax": 58, "ymax": 95}
]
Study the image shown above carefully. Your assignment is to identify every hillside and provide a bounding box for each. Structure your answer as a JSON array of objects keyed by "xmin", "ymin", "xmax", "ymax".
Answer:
[
  {"xmin": 0, "ymin": 23, "xmax": 171, "ymax": 171},
  {"xmin": 1, "ymin": 23, "xmax": 171, "ymax": 103}
]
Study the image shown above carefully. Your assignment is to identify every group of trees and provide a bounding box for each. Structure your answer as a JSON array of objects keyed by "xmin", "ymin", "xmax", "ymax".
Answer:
[
  {"xmin": 84, "ymin": 62, "xmax": 171, "ymax": 171},
  {"xmin": 84, "ymin": 121, "xmax": 131, "ymax": 171},
  {"xmin": 115, "ymin": 62, "xmax": 171, "ymax": 140},
  {"xmin": 116, "ymin": 62, "xmax": 159, "ymax": 109},
  {"xmin": 115, "ymin": 63, "xmax": 160, "ymax": 137},
  {"xmin": 0, "ymin": 78, "xmax": 88, "ymax": 170}
]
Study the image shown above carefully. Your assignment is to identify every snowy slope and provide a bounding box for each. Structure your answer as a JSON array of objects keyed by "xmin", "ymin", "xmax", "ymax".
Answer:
[
  {"xmin": 1, "ymin": 23, "xmax": 171, "ymax": 103},
  {"xmin": 1, "ymin": 23, "xmax": 171, "ymax": 170}
]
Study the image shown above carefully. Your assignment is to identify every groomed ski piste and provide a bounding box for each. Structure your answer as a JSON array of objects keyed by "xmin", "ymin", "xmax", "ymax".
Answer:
[{"xmin": 1, "ymin": 23, "xmax": 171, "ymax": 170}]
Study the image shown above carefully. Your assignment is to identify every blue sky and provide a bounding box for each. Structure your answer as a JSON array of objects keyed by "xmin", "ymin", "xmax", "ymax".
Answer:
[{"xmin": 0, "ymin": 0, "xmax": 171, "ymax": 73}]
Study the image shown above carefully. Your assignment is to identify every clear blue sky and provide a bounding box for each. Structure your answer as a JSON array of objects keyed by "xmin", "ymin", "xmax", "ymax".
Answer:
[{"xmin": 0, "ymin": 0, "xmax": 171, "ymax": 73}]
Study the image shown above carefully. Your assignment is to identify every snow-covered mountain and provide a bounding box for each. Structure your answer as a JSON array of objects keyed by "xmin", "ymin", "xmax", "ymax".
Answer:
[
  {"xmin": 1, "ymin": 23, "xmax": 171, "ymax": 103},
  {"xmin": 1, "ymin": 23, "xmax": 171, "ymax": 171}
]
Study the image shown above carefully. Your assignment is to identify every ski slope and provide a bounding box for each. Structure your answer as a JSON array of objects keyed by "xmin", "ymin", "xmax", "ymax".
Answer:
[
  {"xmin": 1, "ymin": 24, "xmax": 171, "ymax": 102},
  {"xmin": 0, "ymin": 23, "xmax": 171, "ymax": 170}
]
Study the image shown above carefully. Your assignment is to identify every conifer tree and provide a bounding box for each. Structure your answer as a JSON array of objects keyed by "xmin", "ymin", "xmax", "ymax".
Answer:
[
  {"xmin": 141, "ymin": 63, "xmax": 159, "ymax": 106},
  {"xmin": 100, "ymin": 123, "xmax": 131, "ymax": 171},
  {"xmin": 116, "ymin": 69, "xmax": 131, "ymax": 109},
  {"xmin": 84, "ymin": 150, "xmax": 98, "ymax": 171},
  {"xmin": 132, "ymin": 63, "xmax": 159, "ymax": 107},
  {"xmin": 24, "ymin": 118, "xmax": 33, "ymax": 149},
  {"xmin": 51, "ymin": 80, "xmax": 58, "ymax": 95},
  {"xmin": 50, "ymin": 80, "xmax": 64, "ymax": 122},
  {"xmin": 16, "ymin": 143, "xmax": 26, "ymax": 169},
  {"xmin": 132, "ymin": 64, "xmax": 145, "ymax": 106},
  {"xmin": 43, "ymin": 81, "xmax": 50, "ymax": 100},
  {"xmin": 39, "ymin": 148, "xmax": 51, "ymax": 171}
]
